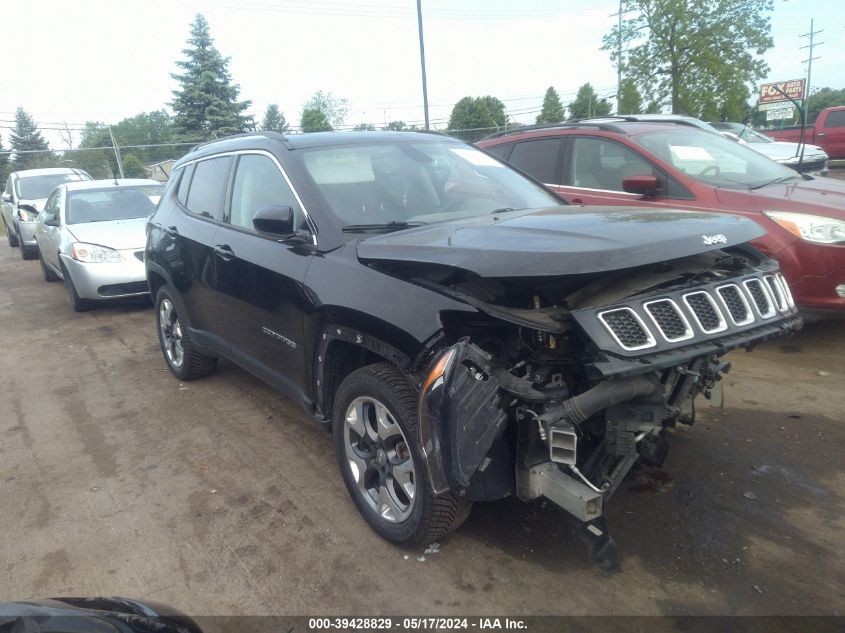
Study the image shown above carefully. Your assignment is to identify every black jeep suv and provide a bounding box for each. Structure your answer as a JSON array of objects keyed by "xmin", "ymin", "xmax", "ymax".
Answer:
[{"xmin": 146, "ymin": 131, "xmax": 800, "ymax": 564}]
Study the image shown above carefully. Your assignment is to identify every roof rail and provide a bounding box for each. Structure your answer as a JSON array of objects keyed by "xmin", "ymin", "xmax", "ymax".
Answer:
[
  {"xmin": 186, "ymin": 131, "xmax": 287, "ymax": 154},
  {"xmin": 479, "ymin": 120, "xmax": 627, "ymax": 141}
]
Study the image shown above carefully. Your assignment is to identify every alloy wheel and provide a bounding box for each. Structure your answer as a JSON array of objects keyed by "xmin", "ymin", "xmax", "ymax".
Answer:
[
  {"xmin": 159, "ymin": 298, "xmax": 184, "ymax": 368},
  {"xmin": 343, "ymin": 396, "xmax": 416, "ymax": 523}
]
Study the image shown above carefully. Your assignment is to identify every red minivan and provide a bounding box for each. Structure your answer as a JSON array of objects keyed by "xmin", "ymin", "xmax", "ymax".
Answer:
[{"xmin": 477, "ymin": 120, "xmax": 845, "ymax": 317}]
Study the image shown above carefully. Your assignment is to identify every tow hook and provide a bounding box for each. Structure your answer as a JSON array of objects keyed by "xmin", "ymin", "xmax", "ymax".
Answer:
[{"xmin": 577, "ymin": 516, "xmax": 620, "ymax": 573}]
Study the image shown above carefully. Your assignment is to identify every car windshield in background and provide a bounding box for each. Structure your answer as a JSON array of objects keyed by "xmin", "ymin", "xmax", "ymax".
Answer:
[
  {"xmin": 634, "ymin": 127, "xmax": 801, "ymax": 189},
  {"xmin": 297, "ymin": 141, "xmax": 561, "ymax": 230},
  {"xmin": 16, "ymin": 174, "xmax": 87, "ymax": 200},
  {"xmin": 66, "ymin": 186, "xmax": 164, "ymax": 224},
  {"xmin": 713, "ymin": 122, "xmax": 774, "ymax": 144}
]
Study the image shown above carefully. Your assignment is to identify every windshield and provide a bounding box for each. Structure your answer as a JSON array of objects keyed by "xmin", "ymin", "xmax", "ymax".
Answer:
[
  {"xmin": 16, "ymin": 173, "xmax": 88, "ymax": 199},
  {"xmin": 297, "ymin": 141, "xmax": 561, "ymax": 230},
  {"xmin": 66, "ymin": 185, "xmax": 164, "ymax": 224},
  {"xmin": 634, "ymin": 127, "xmax": 801, "ymax": 189}
]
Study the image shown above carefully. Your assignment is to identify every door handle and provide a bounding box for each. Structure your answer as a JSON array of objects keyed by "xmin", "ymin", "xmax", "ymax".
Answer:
[
  {"xmin": 213, "ymin": 244, "xmax": 234, "ymax": 261},
  {"xmin": 816, "ymin": 132, "xmax": 826, "ymax": 137},
  {"xmin": 571, "ymin": 198, "xmax": 584, "ymax": 204}
]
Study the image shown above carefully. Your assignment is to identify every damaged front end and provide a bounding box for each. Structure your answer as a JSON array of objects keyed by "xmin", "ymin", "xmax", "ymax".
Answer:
[{"xmin": 415, "ymin": 249, "xmax": 801, "ymax": 566}]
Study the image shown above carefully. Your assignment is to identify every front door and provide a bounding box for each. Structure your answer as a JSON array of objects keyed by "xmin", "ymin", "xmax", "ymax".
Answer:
[
  {"xmin": 38, "ymin": 188, "xmax": 63, "ymax": 270},
  {"xmin": 213, "ymin": 152, "xmax": 314, "ymax": 401}
]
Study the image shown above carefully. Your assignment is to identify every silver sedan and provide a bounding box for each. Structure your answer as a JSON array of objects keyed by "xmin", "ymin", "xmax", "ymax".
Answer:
[{"xmin": 33, "ymin": 179, "xmax": 165, "ymax": 311}]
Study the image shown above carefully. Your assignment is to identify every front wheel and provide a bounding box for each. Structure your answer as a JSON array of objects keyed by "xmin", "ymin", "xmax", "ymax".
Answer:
[
  {"xmin": 155, "ymin": 286, "xmax": 217, "ymax": 380},
  {"xmin": 39, "ymin": 250, "xmax": 59, "ymax": 282},
  {"xmin": 6, "ymin": 223, "xmax": 19, "ymax": 247},
  {"xmin": 333, "ymin": 363, "xmax": 472, "ymax": 547},
  {"xmin": 62, "ymin": 265, "xmax": 93, "ymax": 312}
]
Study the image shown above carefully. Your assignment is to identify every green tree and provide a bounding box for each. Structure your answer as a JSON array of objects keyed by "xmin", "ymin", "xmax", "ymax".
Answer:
[
  {"xmin": 121, "ymin": 153, "xmax": 147, "ymax": 178},
  {"xmin": 261, "ymin": 103, "xmax": 289, "ymax": 133},
  {"xmin": 385, "ymin": 120, "xmax": 406, "ymax": 131},
  {"xmin": 536, "ymin": 86, "xmax": 566, "ymax": 124},
  {"xmin": 806, "ymin": 87, "xmax": 845, "ymax": 124},
  {"xmin": 300, "ymin": 91, "xmax": 348, "ymax": 132},
  {"xmin": 170, "ymin": 14, "xmax": 252, "ymax": 139},
  {"xmin": 603, "ymin": 0, "xmax": 773, "ymax": 117},
  {"xmin": 353, "ymin": 123, "xmax": 376, "ymax": 131},
  {"xmin": 617, "ymin": 79, "xmax": 643, "ymax": 114},
  {"xmin": 300, "ymin": 108, "xmax": 333, "ymax": 133},
  {"xmin": 10, "ymin": 107, "xmax": 53, "ymax": 170},
  {"xmin": 447, "ymin": 96, "xmax": 508, "ymax": 142},
  {"xmin": 568, "ymin": 84, "xmax": 612, "ymax": 119},
  {"xmin": 0, "ymin": 138, "xmax": 11, "ymax": 186}
]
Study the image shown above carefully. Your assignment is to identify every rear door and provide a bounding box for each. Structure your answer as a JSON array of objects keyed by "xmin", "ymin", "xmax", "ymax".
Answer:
[
  {"xmin": 213, "ymin": 151, "xmax": 314, "ymax": 401},
  {"xmin": 818, "ymin": 109, "xmax": 845, "ymax": 159},
  {"xmin": 168, "ymin": 156, "xmax": 233, "ymax": 338},
  {"xmin": 506, "ymin": 138, "xmax": 564, "ymax": 187}
]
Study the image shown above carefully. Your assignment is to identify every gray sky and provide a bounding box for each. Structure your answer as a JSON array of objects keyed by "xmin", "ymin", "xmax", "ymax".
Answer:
[{"xmin": 2, "ymin": 0, "xmax": 844, "ymax": 148}]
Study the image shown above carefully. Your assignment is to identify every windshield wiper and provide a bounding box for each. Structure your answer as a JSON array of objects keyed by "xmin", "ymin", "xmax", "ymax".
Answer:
[
  {"xmin": 748, "ymin": 176, "xmax": 801, "ymax": 191},
  {"xmin": 342, "ymin": 221, "xmax": 427, "ymax": 233},
  {"xmin": 490, "ymin": 207, "xmax": 527, "ymax": 214}
]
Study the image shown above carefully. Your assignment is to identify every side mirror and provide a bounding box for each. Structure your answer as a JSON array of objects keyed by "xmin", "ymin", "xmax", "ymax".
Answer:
[
  {"xmin": 1, "ymin": 193, "xmax": 11, "ymax": 203},
  {"xmin": 44, "ymin": 216, "xmax": 60, "ymax": 227},
  {"xmin": 252, "ymin": 205, "xmax": 295, "ymax": 235},
  {"xmin": 622, "ymin": 174, "xmax": 660, "ymax": 197}
]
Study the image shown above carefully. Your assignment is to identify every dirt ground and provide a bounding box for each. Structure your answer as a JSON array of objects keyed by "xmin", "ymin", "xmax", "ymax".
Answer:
[{"xmin": 1, "ymin": 230, "xmax": 843, "ymax": 616}]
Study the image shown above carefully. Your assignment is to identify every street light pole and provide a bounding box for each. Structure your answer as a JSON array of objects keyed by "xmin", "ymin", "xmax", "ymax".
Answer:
[{"xmin": 416, "ymin": 0, "xmax": 430, "ymax": 130}]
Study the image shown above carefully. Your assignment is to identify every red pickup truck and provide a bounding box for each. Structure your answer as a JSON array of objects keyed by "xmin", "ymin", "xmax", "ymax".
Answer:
[{"xmin": 764, "ymin": 106, "xmax": 845, "ymax": 159}]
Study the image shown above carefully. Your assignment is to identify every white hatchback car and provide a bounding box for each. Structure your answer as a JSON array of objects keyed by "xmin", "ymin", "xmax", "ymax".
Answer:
[{"xmin": 33, "ymin": 179, "xmax": 164, "ymax": 311}]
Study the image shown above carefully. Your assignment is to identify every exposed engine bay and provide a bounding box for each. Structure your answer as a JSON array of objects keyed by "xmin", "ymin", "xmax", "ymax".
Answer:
[{"xmin": 403, "ymin": 246, "xmax": 802, "ymax": 568}]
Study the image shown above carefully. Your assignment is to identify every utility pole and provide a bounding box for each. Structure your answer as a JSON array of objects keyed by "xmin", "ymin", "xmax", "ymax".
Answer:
[
  {"xmin": 799, "ymin": 19, "xmax": 823, "ymax": 120},
  {"xmin": 416, "ymin": 0, "xmax": 430, "ymax": 130},
  {"xmin": 610, "ymin": 0, "xmax": 624, "ymax": 111},
  {"xmin": 107, "ymin": 126, "xmax": 125, "ymax": 179}
]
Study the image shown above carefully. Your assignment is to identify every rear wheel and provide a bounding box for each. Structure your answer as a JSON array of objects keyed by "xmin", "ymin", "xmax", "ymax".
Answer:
[
  {"xmin": 155, "ymin": 286, "xmax": 217, "ymax": 380},
  {"xmin": 39, "ymin": 250, "xmax": 59, "ymax": 282},
  {"xmin": 333, "ymin": 363, "xmax": 472, "ymax": 547}
]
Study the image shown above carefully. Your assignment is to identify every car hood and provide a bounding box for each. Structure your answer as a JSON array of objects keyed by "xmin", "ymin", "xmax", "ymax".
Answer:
[
  {"xmin": 746, "ymin": 141, "xmax": 827, "ymax": 163},
  {"xmin": 716, "ymin": 177, "xmax": 845, "ymax": 219},
  {"xmin": 356, "ymin": 206, "xmax": 765, "ymax": 277},
  {"xmin": 18, "ymin": 198, "xmax": 48, "ymax": 212},
  {"xmin": 66, "ymin": 217, "xmax": 147, "ymax": 250}
]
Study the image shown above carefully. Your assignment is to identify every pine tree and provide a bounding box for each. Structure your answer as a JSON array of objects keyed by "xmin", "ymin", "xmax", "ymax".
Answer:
[
  {"xmin": 261, "ymin": 104, "xmax": 289, "ymax": 133},
  {"xmin": 170, "ymin": 14, "xmax": 252, "ymax": 139},
  {"xmin": 536, "ymin": 87, "xmax": 566, "ymax": 124},
  {"xmin": 0, "ymin": 138, "xmax": 10, "ymax": 185},
  {"xmin": 568, "ymin": 84, "xmax": 612, "ymax": 119},
  {"xmin": 10, "ymin": 107, "xmax": 51, "ymax": 170},
  {"xmin": 617, "ymin": 80, "xmax": 643, "ymax": 115}
]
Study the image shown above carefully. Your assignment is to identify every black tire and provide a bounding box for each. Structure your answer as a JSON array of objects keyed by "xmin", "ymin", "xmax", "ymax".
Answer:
[
  {"xmin": 62, "ymin": 265, "xmax": 94, "ymax": 312},
  {"xmin": 39, "ymin": 250, "xmax": 59, "ymax": 282},
  {"xmin": 333, "ymin": 363, "xmax": 472, "ymax": 547},
  {"xmin": 6, "ymin": 223, "xmax": 19, "ymax": 247},
  {"xmin": 19, "ymin": 234, "xmax": 37, "ymax": 260},
  {"xmin": 155, "ymin": 286, "xmax": 217, "ymax": 380}
]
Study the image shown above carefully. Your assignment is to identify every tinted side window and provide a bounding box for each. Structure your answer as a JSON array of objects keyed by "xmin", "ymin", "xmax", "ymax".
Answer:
[
  {"xmin": 176, "ymin": 164, "xmax": 194, "ymax": 206},
  {"xmin": 44, "ymin": 190, "xmax": 59, "ymax": 215},
  {"xmin": 484, "ymin": 143, "xmax": 514, "ymax": 161},
  {"xmin": 567, "ymin": 137, "xmax": 655, "ymax": 191},
  {"xmin": 824, "ymin": 110, "xmax": 845, "ymax": 128},
  {"xmin": 186, "ymin": 156, "xmax": 232, "ymax": 220},
  {"xmin": 229, "ymin": 154, "xmax": 302, "ymax": 230},
  {"xmin": 509, "ymin": 139, "xmax": 562, "ymax": 184}
]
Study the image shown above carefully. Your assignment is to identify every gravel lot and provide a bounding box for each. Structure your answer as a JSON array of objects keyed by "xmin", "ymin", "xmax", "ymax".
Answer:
[{"xmin": 0, "ymin": 224, "xmax": 843, "ymax": 616}]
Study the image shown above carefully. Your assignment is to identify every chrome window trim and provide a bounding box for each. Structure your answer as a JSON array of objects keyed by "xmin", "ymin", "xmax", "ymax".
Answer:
[
  {"xmin": 682, "ymin": 291, "xmax": 728, "ymax": 334},
  {"xmin": 643, "ymin": 298, "xmax": 694, "ymax": 342},
  {"xmin": 715, "ymin": 283, "xmax": 755, "ymax": 326},
  {"xmin": 764, "ymin": 274, "xmax": 788, "ymax": 312},
  {"xmin": 176, "ymin": 149, "xmax": 318, "ymax": 246},
  {"xmin": 743, "ymin": 278, "xmax": 776, "ymax": 319},
  {"xmin": 597, "ymin": 307, "xmax": 657, "ymax": 351}
]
